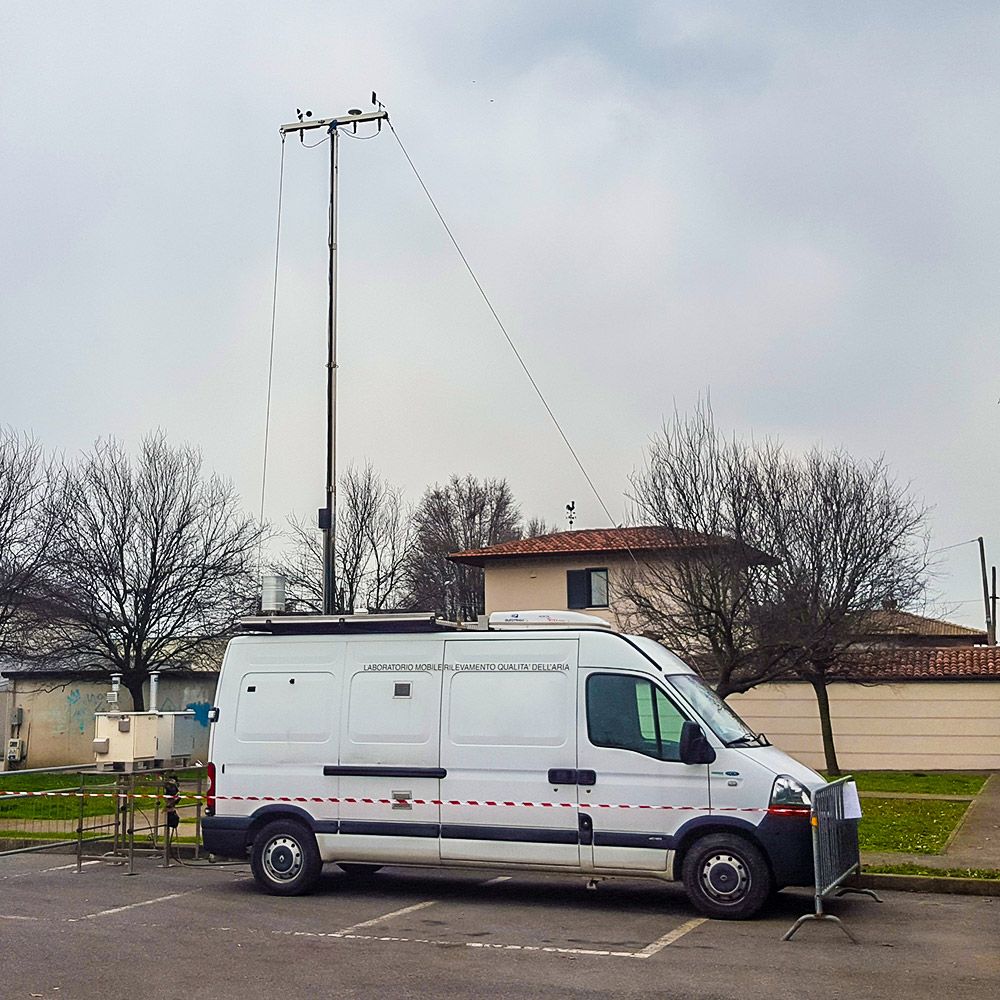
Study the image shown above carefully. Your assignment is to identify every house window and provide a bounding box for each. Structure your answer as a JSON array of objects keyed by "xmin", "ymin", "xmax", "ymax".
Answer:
[{"xmin": 567, "ymin": 568, "xmax": 609, "ymax": 609}]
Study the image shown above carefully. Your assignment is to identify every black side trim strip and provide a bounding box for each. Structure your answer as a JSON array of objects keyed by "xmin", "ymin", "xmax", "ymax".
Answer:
[
  {"xmin": 202, "ymin": 815, "xmax": 251, "ymax": 832},
  {"xmin": 594, "ymin": 830, "xmax": 674, "ymax": 849},
  {"xmin": 323, "ymin": 766, "xmax": 447, "ymax": 779},
  {"xmin": 339, "ymin": 820, "xmax": 439, "ymax": 838},
  {"xmin": 441, "ymin": 824, "xmax": 578, "ymax": 845}
]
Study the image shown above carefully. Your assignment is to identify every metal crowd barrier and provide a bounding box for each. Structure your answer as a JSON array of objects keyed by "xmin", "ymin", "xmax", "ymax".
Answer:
[
  {"xmin": 782, "ymin": 775, "xmax": 880, "ymax": 942},
  {"xmin": 0, "ymin": 765, "xmax": 205, "ymax": 874}
]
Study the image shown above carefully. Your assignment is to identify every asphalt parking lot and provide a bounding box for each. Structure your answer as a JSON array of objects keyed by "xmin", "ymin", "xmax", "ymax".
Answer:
[{"xmin": 1, "ymin": 852, "xmax": 997, "ymax": 1000}]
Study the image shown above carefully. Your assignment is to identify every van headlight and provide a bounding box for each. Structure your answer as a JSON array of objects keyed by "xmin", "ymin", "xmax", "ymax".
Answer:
[{"xmin": 770, "ymin": 775, "xmax": 811, "ymax": 811}]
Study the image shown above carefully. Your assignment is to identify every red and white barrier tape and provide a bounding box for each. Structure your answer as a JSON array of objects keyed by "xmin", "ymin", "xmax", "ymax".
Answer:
[{"xmin": 0, "ymin": 790, "xmax": 769, "ymax": 813}]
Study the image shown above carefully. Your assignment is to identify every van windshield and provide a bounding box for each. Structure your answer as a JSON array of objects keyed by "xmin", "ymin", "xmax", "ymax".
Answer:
[{"xmin": 667, "ymin": 674, "xmax": 759, "ymax": 746}]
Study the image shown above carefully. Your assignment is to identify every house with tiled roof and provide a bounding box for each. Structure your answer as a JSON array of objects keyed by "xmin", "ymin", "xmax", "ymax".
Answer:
[
  {"xmin": 449, "ymin": 526, "xmax": 772, "ymax": 628},
  {"xmin": 449, "ymin": 529, "xmax": 1000, "ymax": 770}
]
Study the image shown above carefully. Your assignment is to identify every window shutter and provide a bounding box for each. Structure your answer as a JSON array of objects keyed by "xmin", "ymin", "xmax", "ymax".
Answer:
[{"xmin": 567, "ymin": 570, "xmax": 589, "ymax": 609}]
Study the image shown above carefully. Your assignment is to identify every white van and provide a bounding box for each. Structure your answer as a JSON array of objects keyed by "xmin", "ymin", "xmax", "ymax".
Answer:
[{"xmin": 202, "ymin": 612, "xmax": 824, "ymax": 919}]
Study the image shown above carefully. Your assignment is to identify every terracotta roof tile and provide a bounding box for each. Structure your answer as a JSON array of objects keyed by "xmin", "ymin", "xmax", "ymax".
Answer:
[
  {"xmin": 449, "ymin": 526, "xmax": 774, "ymax": 565},
  {"xmin": 836, "ymin": 645, "xmax": 1000, "ymax": 682},
  {"xmin": 860, "ymin": 610, "xmax": 986, "ymax": 639}
]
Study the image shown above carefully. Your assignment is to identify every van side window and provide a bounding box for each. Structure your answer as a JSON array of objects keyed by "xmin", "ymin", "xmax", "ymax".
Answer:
[{"xmin": 586, "ymin": 674, "xmax": 686, "ymax": 762}]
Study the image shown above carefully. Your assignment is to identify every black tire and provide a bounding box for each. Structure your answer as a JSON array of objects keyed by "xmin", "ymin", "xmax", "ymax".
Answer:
[
  {"xmin": 250, "ymin": 819, "xmax": 323, "ymax": 896},
  {"xmin": 681, "ymin": 833, "xmax": 772, "ymax": 920},
  {"xmin": 337, "ymin": 863, "xmax": 383, "ymax": 878}
]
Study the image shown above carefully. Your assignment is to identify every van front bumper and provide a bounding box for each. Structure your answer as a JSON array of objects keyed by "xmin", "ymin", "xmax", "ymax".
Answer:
[{"xmin": 755, "ymin": 813, "xmax": 814, "ymax": 888}]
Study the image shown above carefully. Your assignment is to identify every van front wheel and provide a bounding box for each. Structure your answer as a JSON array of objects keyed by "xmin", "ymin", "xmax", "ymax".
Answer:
[
  {"xmin": 681, "ymin": 833, "xmax": 771, "ymax": 920},
  {"xmin": 251, "ymin": 820, "xmax": 322, "ymax": 896}
]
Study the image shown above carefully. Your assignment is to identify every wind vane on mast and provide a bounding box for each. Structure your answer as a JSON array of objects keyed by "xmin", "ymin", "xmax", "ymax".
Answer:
[{"xmin": 278, "ymin": 98, "xmax": 389, "ymax": 615}]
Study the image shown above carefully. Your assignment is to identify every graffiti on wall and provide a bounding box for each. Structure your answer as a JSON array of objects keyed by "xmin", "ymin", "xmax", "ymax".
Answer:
[
  {"xmin": 64, "ymin": 691, "xmax": 212, "ymax": 733},
  {"xmin": 66, "ymin": 688, "xmax": 108, "ymax": 734},
  {"xmin": 185, "ymin": 702, "xmax": 212, "ymax": 727}
]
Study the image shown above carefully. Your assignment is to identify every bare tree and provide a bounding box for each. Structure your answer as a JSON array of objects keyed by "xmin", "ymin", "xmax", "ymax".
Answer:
[
  {"xmin": 40, "ymin": 434, "xmax": 264, "ymax": 710},
  {"xmin": 755, "ymin": 449, "xmax": 929, "ymax": 774},
  {"xmin": 407, "ymin": 475, "xmax": 521, "ymax": 619},
  {"xmin": 625, "ymin": 403, "xmax": 929, "ymax": 774},
  {"xmin": 0, "ymin": 429, "xmax": 59, "ymax": 655},
  {"xmin": 274, "ymin": 463, "xmax": 413, "ymax": 613},
  {"xmin": 620, "ymin": 403, "xmax": 792, "ymax": 697},
  {"xmin": 524, "ymin": 517, "xmax": 554, "ymax": 538},
  {"xmin": 273, "ymin": 516, "xmax": 324, "ymax": 613}
]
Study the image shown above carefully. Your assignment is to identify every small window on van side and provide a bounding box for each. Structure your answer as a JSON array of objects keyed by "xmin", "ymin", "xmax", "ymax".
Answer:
[{"xmin": 586, "ymin": 674, "xmax": 686, "ymax": 762}]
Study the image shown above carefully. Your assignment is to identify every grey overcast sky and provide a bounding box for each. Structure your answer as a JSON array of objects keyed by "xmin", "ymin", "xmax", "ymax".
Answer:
[{"xmin": 2, "ymin": 2, "xmax": 999, "ymax": 625}]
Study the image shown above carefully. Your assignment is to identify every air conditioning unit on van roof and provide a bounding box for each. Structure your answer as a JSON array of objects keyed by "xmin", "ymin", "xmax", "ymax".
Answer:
[{"xmin": 488, "ymin": 610, "xmax": 612, "ymax": 629}]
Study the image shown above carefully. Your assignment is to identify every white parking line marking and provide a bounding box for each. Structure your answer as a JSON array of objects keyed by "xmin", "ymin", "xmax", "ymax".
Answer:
[
  {"xmin": 0, "ymin": 915, "xmax": 40, "ymax": 921},
  {"xmin": 275, "ymin": 927, "xmax": 636, "ymax": 958},
  {"xmin": 632, "ymin": 917, "xmax": 707, "ymax": 958},
  {"xmin": 334, "ymin": 900, "xmax": 437, "ymax": 935},
  {"xmin": 481, "ymin": 876, "xmax": 513, "ymax": 885},
  {"xmin": 8, "ymin": 861, "xmax": 101, "ymax": 878},
  {"xmin": 73, "ymin": 890, "xmax": 201, "ymax": 921}
]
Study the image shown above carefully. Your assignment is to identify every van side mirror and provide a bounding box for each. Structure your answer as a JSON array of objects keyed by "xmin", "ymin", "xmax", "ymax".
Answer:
[{"xmin": 679, "ymin": 721, "xmax": 716, "ymax": 765}]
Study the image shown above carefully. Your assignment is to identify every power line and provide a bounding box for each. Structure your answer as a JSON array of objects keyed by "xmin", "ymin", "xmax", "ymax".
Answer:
[
  {"xmin": 928, "ymin": 537, "xmax": 979, "ymax": 555},
  {"xmin": 387, "ymin": 120, "xmax": 620, "ymax": 530}
]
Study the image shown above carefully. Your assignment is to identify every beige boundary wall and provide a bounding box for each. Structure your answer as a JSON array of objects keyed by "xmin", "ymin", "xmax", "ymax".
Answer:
[
  {"xmin": 729, "ymin": 681, "xmax": 1000, "ymax": 772},
  {"xmin": 0, "ymin": 674, "xmax": 217, "ymax": 770}
]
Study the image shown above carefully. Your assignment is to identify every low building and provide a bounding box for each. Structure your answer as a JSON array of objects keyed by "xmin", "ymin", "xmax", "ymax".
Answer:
[
  {"xmin": 448, "ymin": 526, "xmax": 768, "ymax": 627},
  {"xmin": 0, "ymin": 655, "xmax": 218, "ymax": 770}
]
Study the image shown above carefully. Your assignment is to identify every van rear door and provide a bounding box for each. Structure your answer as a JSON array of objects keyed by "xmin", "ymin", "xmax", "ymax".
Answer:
[{"xmin": 440, "ymin": 638, "xmax": 580, "ymax": 866}]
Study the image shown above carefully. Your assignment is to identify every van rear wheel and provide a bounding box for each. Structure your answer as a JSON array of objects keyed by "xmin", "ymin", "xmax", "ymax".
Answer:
[
  {"xmin": 250, "ymin": 820, "xmax": 322, "ymax": 896},
  {"xmin": 681, "ymin": 833, "xmax": 771, "ymax": 920}
]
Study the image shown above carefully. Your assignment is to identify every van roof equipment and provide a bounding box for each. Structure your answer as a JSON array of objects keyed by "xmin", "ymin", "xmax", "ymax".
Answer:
[
  {"xmin": 487, "ymin": 610, "xmax": 612, "ymax": 629},
  {"xmin": 239, "ymin": 613, "xmax": 466, "ymax": 634}
]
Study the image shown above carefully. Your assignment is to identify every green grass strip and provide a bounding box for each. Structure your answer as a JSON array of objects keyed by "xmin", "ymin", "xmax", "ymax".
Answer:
[
  {"xmin": 858, "ymin": 797, "xmax": 970, "ymax": 854},
  {"xmin": 826, "ymin": 771, "xmax": 988, "ymax": 796},
  {"xmin": 863, "ymin": 863, "xmax": 1000, "ymax": 880}
]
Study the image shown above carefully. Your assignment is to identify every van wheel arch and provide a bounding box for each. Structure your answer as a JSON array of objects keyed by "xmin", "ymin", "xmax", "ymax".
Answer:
[
  {"xmin": 246, "ymin": 806, "xmax": 316, "ymax": 848},
  {"xmin": 672, "ymin": 823, "xmax": 774, "ymax": 884}
]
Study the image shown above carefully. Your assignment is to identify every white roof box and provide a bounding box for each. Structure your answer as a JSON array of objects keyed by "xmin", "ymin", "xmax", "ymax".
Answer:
[{"xmin": 488, "ymin": 610, "xmax": 612, "ymax": 630}]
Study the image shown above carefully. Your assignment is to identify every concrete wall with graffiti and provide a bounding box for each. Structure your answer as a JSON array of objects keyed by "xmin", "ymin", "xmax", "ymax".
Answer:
[{"xmin": 1, "ymin": 674, "xmax": 217, "ymax": 769}]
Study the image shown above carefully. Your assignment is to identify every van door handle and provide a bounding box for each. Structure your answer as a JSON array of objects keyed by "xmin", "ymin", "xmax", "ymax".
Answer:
[
  {"xmin": 547, "ymin": 769, "xmax": 597, "ymax": 786},
  {"xmin": 547, "ymin": 768, "xmax": 577, "ymax": 785}
]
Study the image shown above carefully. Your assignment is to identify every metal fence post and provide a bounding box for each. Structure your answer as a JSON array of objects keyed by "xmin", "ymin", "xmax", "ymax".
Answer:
[
  {"xmin": 125, "ymin": 773, "xmax": 137, "ymax": 877},
  {"xmin": 75, "ymin": 773, "xmax": 85, "ymax": 873},
  {"xmin": 194, "ymin": 771, "xmax": 203, "ymax": 860}
]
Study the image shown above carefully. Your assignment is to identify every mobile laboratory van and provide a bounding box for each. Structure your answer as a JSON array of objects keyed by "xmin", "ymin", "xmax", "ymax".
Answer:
[{"xmin": 202, "ymin": 611, "xmax": 824, "ymax": 919}]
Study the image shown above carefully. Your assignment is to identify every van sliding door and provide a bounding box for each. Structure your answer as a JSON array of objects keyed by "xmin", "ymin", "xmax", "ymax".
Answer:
[
  {"xmin": 439, "ymin": 639, "xmax": 581, "ymax": 867},
  {"xmin": 332, "ymin": 640, "xmax": 444, "ymax": 864}
]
